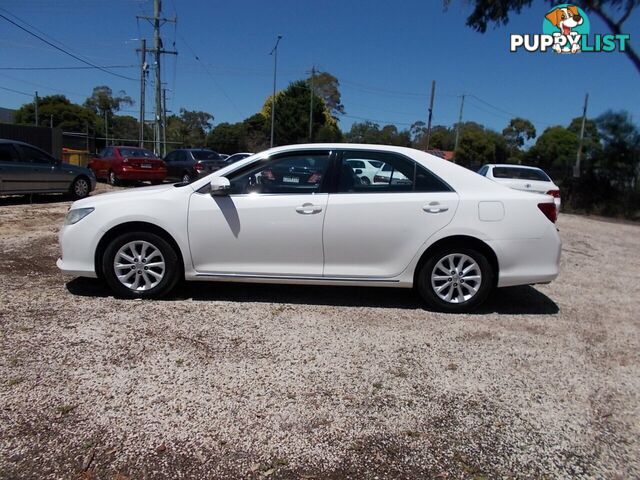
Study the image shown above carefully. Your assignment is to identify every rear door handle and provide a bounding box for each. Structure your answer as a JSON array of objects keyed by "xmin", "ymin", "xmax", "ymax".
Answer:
[
  {"xmin": 296, "ymin": 203, "xmax": 323, "ymax": 215},
  {"xmin": 423, "ymin": 202, "xmax": 449, "ymax": 213}
]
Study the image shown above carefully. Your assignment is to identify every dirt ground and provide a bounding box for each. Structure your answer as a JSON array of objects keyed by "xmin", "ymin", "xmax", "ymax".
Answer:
[{"xmin": 1, "ymin": 185, "xmax": 639, "ymax": 479}]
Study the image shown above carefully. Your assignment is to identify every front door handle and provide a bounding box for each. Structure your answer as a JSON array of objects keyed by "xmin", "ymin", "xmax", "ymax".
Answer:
[
  {"xmin": 423, "ymin": 202, "xmax": 449, "ymax": 213},
  {"xmin": 296, "ymin": 203, "xmax": 323, "ymax": 215}
]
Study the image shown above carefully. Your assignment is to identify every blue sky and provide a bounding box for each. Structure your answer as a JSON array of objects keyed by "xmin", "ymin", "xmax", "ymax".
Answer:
[{"xmin": 0, "ymin": 0, "xmax": 638, "ymax": 136}]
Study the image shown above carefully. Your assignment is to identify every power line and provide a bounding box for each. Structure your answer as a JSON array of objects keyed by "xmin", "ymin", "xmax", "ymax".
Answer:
[
  {"xmin": 0, "ymin": 65, "xmax": 137, "ymax": 71},
  {"xmin": 0, "ymin": 85, "xmax": 32, "ymax": 96},
  {"xmin": 0, "ymin": 10, "xmax": 137, "ymax": 82}
]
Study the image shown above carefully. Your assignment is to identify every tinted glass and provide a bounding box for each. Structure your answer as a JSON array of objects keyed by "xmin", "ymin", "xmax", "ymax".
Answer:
[
  {"xmin": 103, "ymin": 147, "xmax": 113, "ymax": 157},
  {"xmin": 477, "ymin": 165, "xmax": 489, "ymax": 176},
  {"xmin": 192, "ymin": 150, "xmax": 220, "ymax": 160},
  {"xmin": 118, "ymin": 148, "xmax": 155, "ymax": 158},
  {"xmin": 338, "ymin": 151, "xmax": 451, "ymax": 193},
  {"xmin": 226, "ymin": 153, "xmax": 251, "ymax": 164},
  {"xmin": 0, "ymin": 144, "xmax": 19, "ymax": 162},
  {"xmin": 229, "ymin": 153, "xmax": 330, "ymax": 194},
  {"xmin": 20, "ymin": 145, "xmax": 54, "ymax": 164},
  {"xmin": 493, "ymin": 167, "xmax": 550, "ymax": 181},
  {"xmin": 164, "ymin": 151, "xmax": 177, "ymax": 162}
]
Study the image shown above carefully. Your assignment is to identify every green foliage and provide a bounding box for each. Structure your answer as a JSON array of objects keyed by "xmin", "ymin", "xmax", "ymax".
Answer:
[
  {"xmin": 110, "ymin": 115, "xmax": 139, "ymax": 145},
  {"xmin": 14, "ymin": 94, "xmax": 97, "ymax": 132},
  {"xmin": 526, "ymin": 126, "xmax": 579, "ymax": 177},
  {"xmin": 166, "ymin": 109, "xmax": 215, "ymax": 148},
  {"xmin": 344, "ymin": 121, "xmax": 411, "ymax": 146},
  {"xmin": 84, "ymin": 85, "xmax": 134, "ymax": 117},
  {"xmin": 307, "ymin": 71, "xmax": 345, "ymax": 117}
]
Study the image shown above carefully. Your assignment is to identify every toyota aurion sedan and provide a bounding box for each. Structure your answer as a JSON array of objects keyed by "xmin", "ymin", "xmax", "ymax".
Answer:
[{"xmin": 58, "ymin": 144, "xmax": 561, "ymax": 312}]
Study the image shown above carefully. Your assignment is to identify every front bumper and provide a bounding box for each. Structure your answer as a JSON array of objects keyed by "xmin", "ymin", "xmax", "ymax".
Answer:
[{"xmin": 57, "ymin": 222, "xmax": 99, "ymax": 278}]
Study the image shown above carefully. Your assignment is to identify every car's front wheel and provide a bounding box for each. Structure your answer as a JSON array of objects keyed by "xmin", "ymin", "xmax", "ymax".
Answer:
[
  {"xmin": 416, "ymin": 246, "xmax": 494, "ymax": 312},
  {"xmin": 102, "ymin": 232, "xmax": 180, "ymax": 299},
  {"xmin": 108, "ymin": 170, "xmax": 119, "ymax": 186}
]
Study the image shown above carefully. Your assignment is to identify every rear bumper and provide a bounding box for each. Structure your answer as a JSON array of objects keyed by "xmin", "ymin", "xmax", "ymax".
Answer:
[{"xmin": 488, "ymin": 223, "xmax": 562, "ymax": 288}]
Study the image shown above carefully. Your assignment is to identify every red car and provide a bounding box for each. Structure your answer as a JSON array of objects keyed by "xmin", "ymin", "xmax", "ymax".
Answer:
[{"xmin": 89, "ymin": 146, "xmax": 167, "ymax": 186}]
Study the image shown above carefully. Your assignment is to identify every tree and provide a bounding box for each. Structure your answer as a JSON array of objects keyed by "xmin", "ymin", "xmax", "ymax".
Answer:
[
  {"xmin": 526, "ymin": 126, "xmax": 580, "ymax": 177},
  {"xmin": 503, "ymin": 118, "xmax": 536, "ymax": 149},
  {"xmin": 110, "ymin": 115, "xmax": 139, "ymax": 145},
  {"xmin": 445, "ymin": 0, "xmax": 640, "ymax": 73},
  {"xmin": 593, "ymin": 110, "xmax": 640, "ymax": 188},
  {"xmin": 262, "ymin": 80, "xmax": 334, "ymax": 145},
  {"xmin": 307, "ymin": 71, "xmax": 345, "ymax": 117},
  {"xmin": 14, "ymin": 94, "xmax": 97, "ymax": 132},
  {"xmin": 344, "ymin": 121, "xmax": 410, "ymax": 145},
  {"xmin": 84, "ymin": 85, "xmax": 134, "ymax": 117}
]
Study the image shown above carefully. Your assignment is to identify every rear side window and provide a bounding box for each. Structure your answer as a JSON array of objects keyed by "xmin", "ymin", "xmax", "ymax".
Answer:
[
  {"xmin": 0, "ymin": 144, "xmax": 19, "ymax": 162},
  {"xmin": 493, "ymin": 167, "xmax": 550, "ymax": 181},
  {"xmin": 119, "ymin": 148, "xmax": 155, "ymax": 158},
  {"xmin": 338, "ymin": 151, "xmax": 451, "ymax": 193}
]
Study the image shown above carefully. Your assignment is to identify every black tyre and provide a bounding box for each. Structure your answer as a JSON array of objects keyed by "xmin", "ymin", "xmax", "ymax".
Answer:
[
  {"xmin": 108, "ymin": 170, "xmax": 119, "ymax": 186},
  {"xmin": 69, "ymin": 176, "xmax": 91, "ymax": 199},
  {"xmin": 416, "ymin": 246, "xmax": 494, "ymax": 313},
  {"xmin": 102, "ymin": 231, "xmax": 180, "ymax": 299}
]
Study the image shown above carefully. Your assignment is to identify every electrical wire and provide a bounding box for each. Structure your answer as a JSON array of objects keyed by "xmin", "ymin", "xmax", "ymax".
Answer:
[
  {"xmin": 0, "ymin": 85, "xmax": 32, "ymax": 96},
  {"xmin": 0, "ymin": 10, "xmax": 137, "ymax": 82},
  {"xmin": 0, "ymin": 65, "xmax": 137, "ymax": 71}
]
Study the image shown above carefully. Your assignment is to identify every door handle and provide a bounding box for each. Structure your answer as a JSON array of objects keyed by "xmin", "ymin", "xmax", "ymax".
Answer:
[
  {"xmin": 296, "ymin": 203, "xmax": 323, "ymax": 215},
  {"xmin": 423, "ymin": 202, "xmax": 449, "ymax": 213}
]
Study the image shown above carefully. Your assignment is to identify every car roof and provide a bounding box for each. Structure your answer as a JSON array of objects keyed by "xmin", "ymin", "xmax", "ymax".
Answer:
[{"xmin": 0, "ymin": 138, "xmax": 39, "ymax": 147}]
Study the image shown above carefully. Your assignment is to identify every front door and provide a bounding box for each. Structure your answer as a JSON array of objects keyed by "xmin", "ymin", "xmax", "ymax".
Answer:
[
  {"xmin": 0, "ymin": 143, "xmax": 28, "ymax": 193},
  {"xmin": 188, "ymin": 150, "xmax": 332, "ymax": 276},
  {"xmin": 322, "ymin": 150, "xmax": 459, "ymax": 278},
  {"xmin": 15, "ymin": 144, "xmax": 69, "ymax": 192}
]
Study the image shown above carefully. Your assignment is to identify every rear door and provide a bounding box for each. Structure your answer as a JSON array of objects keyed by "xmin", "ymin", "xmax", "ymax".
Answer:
[
  {"xmin": 322, "ymin": 150, "xmax": 459, "ymax": 278},
  {"xmin": 0, "ymin": 143, "xmax": 28, "ymax": 193}
]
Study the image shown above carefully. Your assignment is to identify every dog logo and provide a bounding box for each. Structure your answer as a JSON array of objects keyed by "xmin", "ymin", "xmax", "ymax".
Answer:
[{"xmin": 543, "ymin": 4, "xmax": 590, "ymax": 53}]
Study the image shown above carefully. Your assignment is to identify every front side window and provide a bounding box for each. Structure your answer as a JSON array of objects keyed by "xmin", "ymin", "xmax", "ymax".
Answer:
[
  {"xmin": 338, "ymin": 151, "xmax": 451, "ymax": 193},
  {"xmin": 19, "ymin": 145, "xmax": 55, "ymax": 164},
  {"xmin": 228, "ymin": 152, "xmax": 330, "ymax": 195}
]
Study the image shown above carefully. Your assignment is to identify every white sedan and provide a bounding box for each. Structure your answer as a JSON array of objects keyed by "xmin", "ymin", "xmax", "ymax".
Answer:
[
  {"xmin": 58, "ymin": 144, "xmax": 561, "ymax": 312},
  {"xmin": 478, "ymin": 164, "xmax": 561, "ymax": 211}
]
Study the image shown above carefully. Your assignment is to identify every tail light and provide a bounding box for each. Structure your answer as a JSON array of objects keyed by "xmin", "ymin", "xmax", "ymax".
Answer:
[
  {"xmin": 538, "ymin": 202, "xmax": 557, "ymax": 223},
  {"xmin": 194, "ymin": 162, "xmax": 205, "ymax": 172},
  {"xmin": 373, "ymin": 175, "xmax": 386, "ymax": 183},
  {"xmin": 546, "ymin": 189, "xmax": 561, "ymax": 198}
]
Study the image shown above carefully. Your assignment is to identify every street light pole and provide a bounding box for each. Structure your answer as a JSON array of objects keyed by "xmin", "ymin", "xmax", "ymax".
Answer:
[{"xmin": 270, "ymin": 35, "xmax": 282, "ymax": 148}]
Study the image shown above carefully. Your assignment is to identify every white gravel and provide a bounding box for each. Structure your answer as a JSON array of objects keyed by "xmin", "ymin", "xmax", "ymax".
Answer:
[{"xmin": 1, "ymin": 188, "xmax": 639, "ymax": 479}]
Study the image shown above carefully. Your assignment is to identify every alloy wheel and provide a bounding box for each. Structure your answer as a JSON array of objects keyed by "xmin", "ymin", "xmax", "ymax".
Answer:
[
  {"xmin": 74, "ymin": 178, "xmax": 89, "ymax": 198},
  {"xmin": 113, "ymin": 240, "xmax": 166, "ymax": 291},
  {"xmin": 430, "ymin": 253, "xmax": 482, "ymax": 304}
]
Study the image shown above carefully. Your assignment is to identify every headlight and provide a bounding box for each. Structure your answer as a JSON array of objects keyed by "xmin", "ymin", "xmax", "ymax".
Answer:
[{"xmin": 64, "ymin": 207, "xmax": 94, "ymax": 225}]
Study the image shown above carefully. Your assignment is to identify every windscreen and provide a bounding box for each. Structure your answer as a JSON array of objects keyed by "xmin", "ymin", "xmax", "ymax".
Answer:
[{"xmin": 493, "ymin": 167, "xmax": 550, "ymax": 181}]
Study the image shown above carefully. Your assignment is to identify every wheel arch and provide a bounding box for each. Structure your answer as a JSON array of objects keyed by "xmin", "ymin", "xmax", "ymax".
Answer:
[
  {"xmin": 413, "ymin": 235, "xmax": 499, "ymax": 287},
  {"xmin": 94, "ymin": 221, "xmax": 185, "ymax": 279}
]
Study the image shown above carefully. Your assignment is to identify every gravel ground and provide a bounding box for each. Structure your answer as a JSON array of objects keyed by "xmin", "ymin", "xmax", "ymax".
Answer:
[{"xmin": 1, "ymin": 185, "xmax": 639, "ymax": 479}]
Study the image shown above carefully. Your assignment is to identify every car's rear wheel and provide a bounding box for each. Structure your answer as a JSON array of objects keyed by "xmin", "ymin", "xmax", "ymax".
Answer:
[
  {"xmin": 108, "ymin": 170, "xmax": 119, "ymax": 186},
  {"xmin": 102, "ymin": 231, "xmax": 180, "ymax": 299},
  {"xmin": 70, "ymin": 176, "xmax": 90, "ymax": 199},
  {"xmin": 416, "ymin": 247, "xmax": 494, "ymax": 312}
]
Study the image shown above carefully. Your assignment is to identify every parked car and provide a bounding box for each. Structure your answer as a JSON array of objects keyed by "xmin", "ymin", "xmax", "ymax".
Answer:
[
  {"xmin": 163, "ymin": 149, "xmax": 226, "ymax": 183},
  {"xmin": 373, "ymin": 162, "xmax": 411, "ymax": 185},
  {"xmin": 478, "ymin": 164, "xmax": 561, "ymax": 211},
  {"xmin": 346, "ymin": 158, "xmax": 383, "ymax": 184},
  {"xmin": 0, "ymin": 139, "xmax": 95, "ymax": 199},
  {"xmin": 224, "ymin": 152, "xmax": 254, "ymax": 165},
  {"xmin": 58, "ymin": 144, "xmax": 561, "ymax": 312},
  {"xmin": 88, "ymin": 146, "xmax": 166, "ymax": 186}
]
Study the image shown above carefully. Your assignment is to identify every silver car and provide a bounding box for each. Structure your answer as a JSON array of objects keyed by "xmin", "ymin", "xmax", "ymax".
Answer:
[{"xmin": 0, "ymin": 139, "xmax": 96, "ymax": 199}]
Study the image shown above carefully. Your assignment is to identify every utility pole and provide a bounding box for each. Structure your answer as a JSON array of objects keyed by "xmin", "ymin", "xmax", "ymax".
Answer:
[
  {"xmin": 453, "ymin": 94, "xmax": 466, "ymax": 161},
  {"xmin": 574, "ymin": 93, "xmax": 589, "ymax": 178},
  {"xmin": 104, "ymin": 110, "xmax": 109, "ymax": 146},
  {"xmin": 34, "ymin": 91, "xmax": 39, "ymax": 126},
  {"xmin": 425, "ymin": 80, "xmax": 436, "ymax": 150},
  {"xmin": 308, "ymin": 65, "xmax": 315, "ymax": 141},
  {"xmin": 138, "ymin": 39, "xmax": 147, "ymax": 148},
  {"xmin": 137, "ymin": 0, "xmax": 177, "ymax": 156},
  {"xmin": 162, "ymin": 87, "xmax": 168, "ymax": 156},
  {"xmin": 270, "ymin": 35, "xmax": 282, "ymax": 148}
]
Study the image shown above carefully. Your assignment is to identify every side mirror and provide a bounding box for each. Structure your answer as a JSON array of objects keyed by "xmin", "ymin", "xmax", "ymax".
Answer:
[
  {"xmin": 210, "ymin": 176, "xmax": 230, "ymax": 196},
  {"xmin": 355, "ymin": 169, "xmax": 363, "ymax": 175}
]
